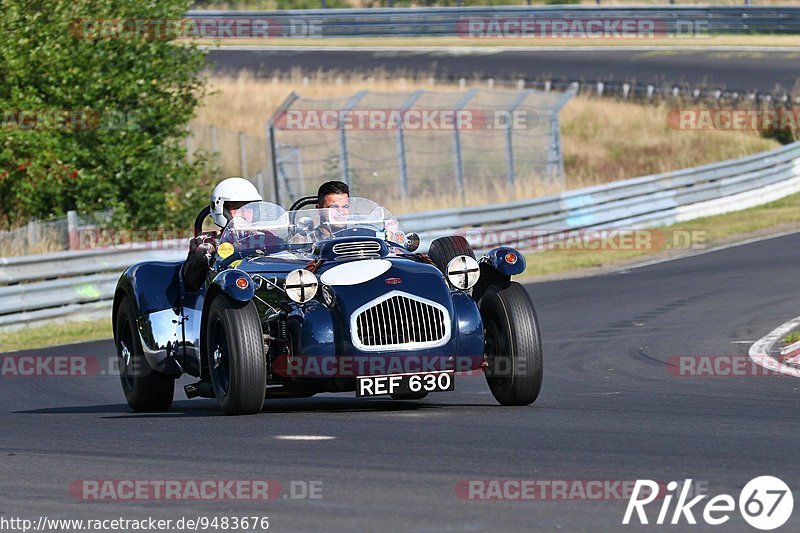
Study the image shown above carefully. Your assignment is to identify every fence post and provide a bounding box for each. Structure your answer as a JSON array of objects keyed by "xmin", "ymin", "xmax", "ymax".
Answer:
[
  {"xmin": 255, "ymin": 171, "xmax": 265, "ymax": 201},
  {"xmin": 266, "ymin": 120, "xmax": 280, "ymax": 205},
  {"xmin": 504, "ymin": 90, "xmax": 531, "ymax": 189},
  {"xmin": 396, "ymin": 90, "xmax": 425, "ymax": 202},
  {"xmin": 239, "ymin": 131, "xmax": 248, "ymax": 178},
  {"xmin": 546, "ymin": 85, "xmax": 577, "ymax": 183},
  {"xmin": 453, "ymin": 89, "xmax": 478, "ymax": 206},
  {"xmin": 265, "ymin": 92, "xmax": 301, "ymax": 206},
  {"xmin": 67, "ymin": 210, "xmax": 78, "ymax": 250},
  {"xmin": 338, "ymin": 91, "xmax": 367, "ymax": 187},
  {"xmin": 27, "ymin": 218, "xmax": 37, "ymax": 249}
]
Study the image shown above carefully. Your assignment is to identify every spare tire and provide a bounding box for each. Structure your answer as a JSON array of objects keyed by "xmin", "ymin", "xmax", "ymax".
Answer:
[{"xmin": 427, "ymin": 236, "xmax": 475, "ymax": 275}]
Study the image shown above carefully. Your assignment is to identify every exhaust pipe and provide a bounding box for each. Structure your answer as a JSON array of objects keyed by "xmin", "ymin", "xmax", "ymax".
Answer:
[{"xmin": 184, "ymin": 381, "xmax": 215, "ymax": 399}]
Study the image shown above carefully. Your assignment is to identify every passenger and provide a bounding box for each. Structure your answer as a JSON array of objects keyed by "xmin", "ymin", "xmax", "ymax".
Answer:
[{"xmin": 182, "ymin": 177, "xmax": 262, "ymax": 293}]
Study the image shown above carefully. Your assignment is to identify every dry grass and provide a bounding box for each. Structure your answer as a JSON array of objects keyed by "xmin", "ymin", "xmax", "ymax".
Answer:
[
  {"xmin": 194, "ymin": 70, "xmax": 466, "ymax": 136},
  {"xmin": 193, "ymin": 72, "xmax": 780, "ymax": 211},
  {"xmin": 559, "ymin": 96, "xmax": 778, "ymax": 188}
]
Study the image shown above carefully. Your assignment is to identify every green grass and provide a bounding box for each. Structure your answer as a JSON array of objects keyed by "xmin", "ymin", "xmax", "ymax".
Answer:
[
  {"xmin": 0, "ymin": 318, "xmax": 111, "ymax": 353},
  {"xmin": 784, "ymin": 332, "xmax": 800, "ymax": 345},
  {"xmin": 522, "ymin": 191, "xmax": 800, "ymax": 277}
]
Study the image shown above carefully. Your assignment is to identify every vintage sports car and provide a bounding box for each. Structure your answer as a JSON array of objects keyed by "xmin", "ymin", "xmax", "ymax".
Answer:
[{"xmin": 112, "ymin": 197, "xmax": 543, "ymax": 415}]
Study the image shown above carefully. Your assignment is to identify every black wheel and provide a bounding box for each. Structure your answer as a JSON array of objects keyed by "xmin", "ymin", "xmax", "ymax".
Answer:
[
  {"xmin": 390, "ymin": 391, "xmax": 429, "ymax": 400},
  {"xmin": 114, "ymin": 295, "xmax": 174, "ymax": 412},
  {"xmin": 428, "ymin": 236, "xmax": 475, "ymax": 274},
  {"xmin": 206, "ymin": 295, "xmax": 266, "ymax": 415},
  {"xmin": 480, "ymin": 282, "xmax": 543, "ymax": 406}
]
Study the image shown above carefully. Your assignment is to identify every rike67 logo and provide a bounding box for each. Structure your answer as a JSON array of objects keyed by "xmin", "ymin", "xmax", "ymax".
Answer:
[{"xmin": 623, "ymin": 476, "xmax": 793, "ymax": 530}]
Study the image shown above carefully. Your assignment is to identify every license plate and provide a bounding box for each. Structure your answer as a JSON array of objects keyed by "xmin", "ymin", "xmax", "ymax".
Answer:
[{"xmin": 356, "ymin": 371, "xmax": 455, "ymax": 397}]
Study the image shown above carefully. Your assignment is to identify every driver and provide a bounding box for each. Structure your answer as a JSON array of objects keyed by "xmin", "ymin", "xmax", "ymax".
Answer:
[
  {"xmin": 311, "ymin": 181, "xmax": 350, "ymax": 240},
  {"xmin": 182, "ymin": 177, "xmax": 262, "ymax": 293}
]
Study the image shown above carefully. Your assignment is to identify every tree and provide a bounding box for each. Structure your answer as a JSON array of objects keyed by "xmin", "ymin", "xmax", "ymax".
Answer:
[{"xmin": 0, "ymin": 0, "xmax": 207, "ymax": 229}]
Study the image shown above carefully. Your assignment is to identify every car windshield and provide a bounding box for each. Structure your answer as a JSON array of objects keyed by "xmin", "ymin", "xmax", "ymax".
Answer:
[{"xmin": 219, "ymin": 197, "xmax": 406, "ymax": 255}]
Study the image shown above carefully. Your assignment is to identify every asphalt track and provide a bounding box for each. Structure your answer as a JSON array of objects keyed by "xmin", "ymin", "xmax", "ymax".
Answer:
[
  {"xmin": 3, "ymin": 231, "xmax": 800, "ymax": 531},
  {"xmin": 206, "ymin": 48, "xmax": 800, "ymax": 94}
]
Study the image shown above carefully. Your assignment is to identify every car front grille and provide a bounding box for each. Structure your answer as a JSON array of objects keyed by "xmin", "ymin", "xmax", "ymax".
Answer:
[
  {"xmin": 332, "ymin": 241, "xmax": 382, "ymax": 259},
  {"xmin": 351, "ymin": 292, "xmax": 450, "ymax": 351}
]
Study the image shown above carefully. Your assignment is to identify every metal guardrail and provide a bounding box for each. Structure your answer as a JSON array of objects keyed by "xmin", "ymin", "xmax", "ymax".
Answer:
[
  {"xmin": 1, "ymin": 140, "xmax": 799, "ymax": 331},
  {"xmin": 186, "ymin": 6, "xmax": 800, "ymax": 36}
]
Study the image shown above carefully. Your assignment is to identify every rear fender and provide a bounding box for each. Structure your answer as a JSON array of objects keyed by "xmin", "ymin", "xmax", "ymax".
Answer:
[{"xmin": 113, "ymin": 262, "xmax": 185, "ymax": 376}]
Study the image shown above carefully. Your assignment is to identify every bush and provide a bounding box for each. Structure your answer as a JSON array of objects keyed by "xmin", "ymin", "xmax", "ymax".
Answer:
[{"xmin": 0, "ymin": 0, "xmax": 208, "ymax": 229}]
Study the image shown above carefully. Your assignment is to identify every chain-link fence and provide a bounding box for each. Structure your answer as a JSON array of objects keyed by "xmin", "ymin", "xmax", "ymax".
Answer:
[
  {"xmin": 186, "ymin": 87, "xmax": 574, "ymax": 212},
  {"xmin": 0, "ymin": 211, "xmax": 111, "ymax": 256},
  {"xmin": 270, "ymin": 87, "xmax": 574, "ymax": 210}
]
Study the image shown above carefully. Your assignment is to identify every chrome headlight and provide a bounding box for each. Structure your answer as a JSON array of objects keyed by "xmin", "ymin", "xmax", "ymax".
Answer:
[
  {"xmin": 285, "ymin": 269, "xmax": 318, "ymax": 303},
  {"xmin": 446, "ymin": 255, "xmax": 480, "ymax": 290}
]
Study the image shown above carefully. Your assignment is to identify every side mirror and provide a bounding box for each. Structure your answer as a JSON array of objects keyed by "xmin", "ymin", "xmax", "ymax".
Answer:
[
  {"xmin": 405, "ymin": 232, "xmax": 420, "ymax": 252},
  {"xmin": 296, "ymin": 216, "xmax": 315, "ymax": 234}
]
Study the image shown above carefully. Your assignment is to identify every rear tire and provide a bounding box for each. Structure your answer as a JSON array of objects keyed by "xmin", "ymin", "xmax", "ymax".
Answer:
[
  {"xmin": 428, "ymin": 236, "xmax": 475, "ymax": 275},
  {"xmin": 206, "ymin": 295, "xmax": 266, "ymax": 415},
  {"xmin": 114, "ymin": 296, "xmax": 174, "ymax": 412},
  {"xmin": 480, "ymin": 282, "xmax": 543, "ymax": 406}
]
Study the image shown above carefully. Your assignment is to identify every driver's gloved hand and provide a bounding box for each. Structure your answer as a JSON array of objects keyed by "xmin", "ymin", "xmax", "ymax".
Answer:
[
  {"xmin": 183, "ymin": 236, "xmax": 217, "ymax": 293},
  {"xmin": 196, "ymin": 242, "xmax": 216, "ymax": 268},
  {"xmin": 189, "ymin": 235, "xmax": 217, "ymax": 254}
]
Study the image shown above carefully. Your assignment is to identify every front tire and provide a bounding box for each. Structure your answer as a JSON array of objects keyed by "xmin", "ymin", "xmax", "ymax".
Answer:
[
  {"xmin": 480, "ymin": 282, "xmax": 543, "ymax": 406},
  {"xmin": 114, "ymin": 296, "xmax": 174, "ymax": 412},
  {"xmin": 206, "ymin": 295, "xmax": 266, "ymax": 415}
]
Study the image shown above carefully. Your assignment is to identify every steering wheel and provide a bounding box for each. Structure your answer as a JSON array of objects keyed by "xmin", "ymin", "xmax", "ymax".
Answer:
[{"xmin": 193, "ymin": 205, "xmax": 211, "ymax": 238}]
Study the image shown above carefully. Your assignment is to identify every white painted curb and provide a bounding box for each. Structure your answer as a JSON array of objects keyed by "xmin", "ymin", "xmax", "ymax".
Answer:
[{"xmin": 748, "ymin": 315, "xmax": 800, "ymax": 378}]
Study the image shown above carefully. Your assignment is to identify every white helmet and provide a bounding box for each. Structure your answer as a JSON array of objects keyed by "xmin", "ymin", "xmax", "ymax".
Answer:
[{"xmin": 210, "ymin": 177, "xmax": 262, "ymax": 228}]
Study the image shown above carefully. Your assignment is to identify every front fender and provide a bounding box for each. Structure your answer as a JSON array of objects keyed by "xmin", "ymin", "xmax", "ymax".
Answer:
[
  {"xmin": 472, "ymin": 247, "xmax": 526, "ymax": 302},
  {"xmin": 211, "ymin": 269, "xmax": 255, "ymax": 302},
  {"xmin": 481, "ymin": 247, "xmax": 526, "ymax": 276}
]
